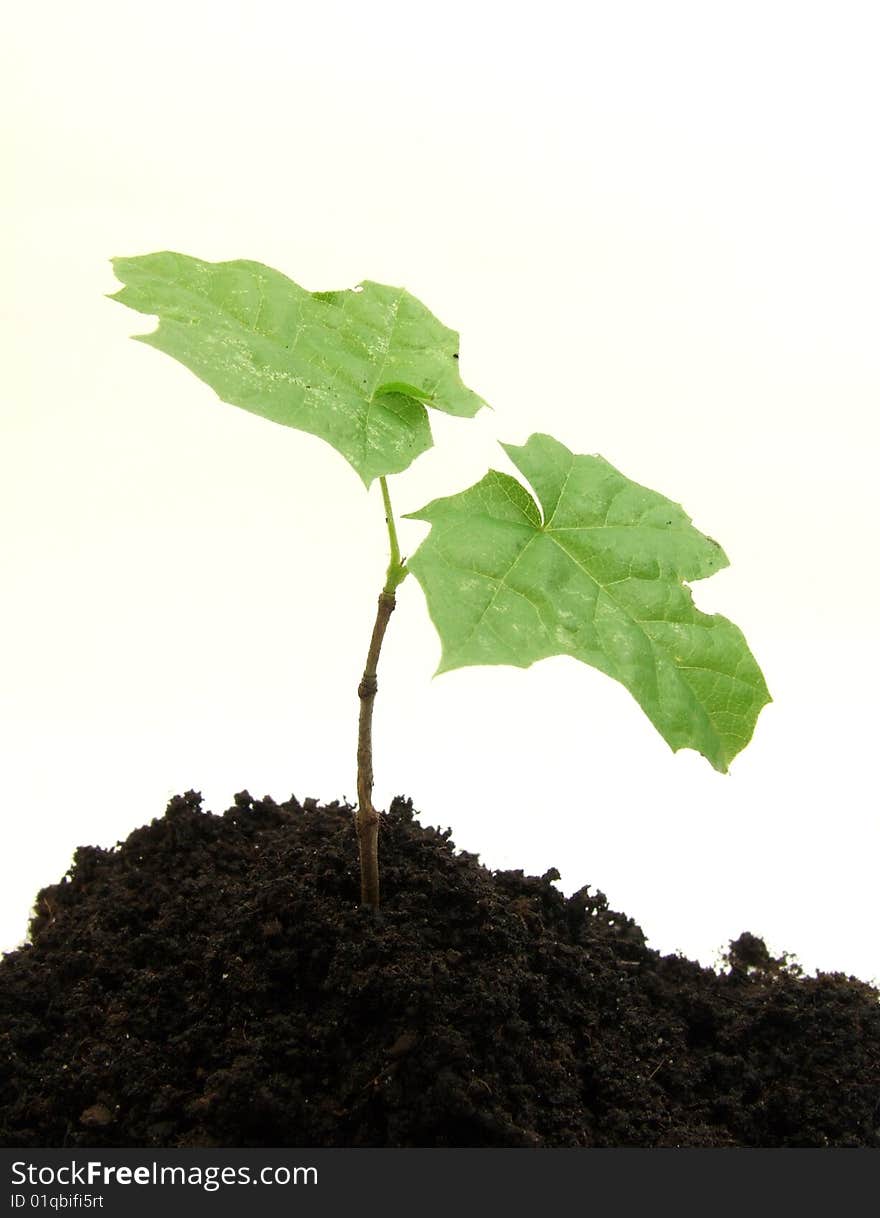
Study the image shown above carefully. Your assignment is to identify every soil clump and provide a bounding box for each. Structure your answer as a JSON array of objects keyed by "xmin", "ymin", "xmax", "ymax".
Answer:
[{"xmin": 2, "ymin": 791, "xmax": 878, "ymax": 1147}]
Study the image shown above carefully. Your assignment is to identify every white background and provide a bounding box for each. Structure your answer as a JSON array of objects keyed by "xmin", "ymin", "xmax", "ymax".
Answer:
[{"xmin": 2, "ymin": 1, "xmax": 878, "ymax": 983}]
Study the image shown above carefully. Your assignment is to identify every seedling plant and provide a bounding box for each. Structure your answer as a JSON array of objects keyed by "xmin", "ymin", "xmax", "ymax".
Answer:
[{"xmin": 111, "ymin": 254, "xmax": 770, "ymax": 910}]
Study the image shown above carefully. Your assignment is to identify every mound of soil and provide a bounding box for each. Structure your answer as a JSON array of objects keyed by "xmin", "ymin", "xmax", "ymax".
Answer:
[{"xmin": 1, "ymin": 791, "xmax": 878, "ymax": 1148}]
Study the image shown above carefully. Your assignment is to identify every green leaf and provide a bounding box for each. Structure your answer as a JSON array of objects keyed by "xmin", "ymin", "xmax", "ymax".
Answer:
[
  {"xmin": 405, "ymin": 433, "xmax": 770, "ymax": 772},
  {"xmin": 110, "ymin": 251, "xmax": 486, "ymax": 486}
]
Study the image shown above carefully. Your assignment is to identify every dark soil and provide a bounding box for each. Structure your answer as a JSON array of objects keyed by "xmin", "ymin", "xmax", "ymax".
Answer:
[{"xmin": 1, "ymin": 791, "xmax": 878, "ymax": 1148}]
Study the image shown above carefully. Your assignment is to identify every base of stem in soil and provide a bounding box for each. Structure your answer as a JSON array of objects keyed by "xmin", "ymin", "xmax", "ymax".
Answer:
[{"xmin": 1, "ymin": 790, "xmax": 878, "ymax": 1148}]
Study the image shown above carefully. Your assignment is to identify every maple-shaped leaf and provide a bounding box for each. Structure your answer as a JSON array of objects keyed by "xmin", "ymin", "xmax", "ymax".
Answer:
[
  {"xmin": 405, "ymin": 433, "xmax": 770, "ymax": 771},
  {"xmin": 110, "ymin": 252, "xmax": 486, "ymax": 485}
]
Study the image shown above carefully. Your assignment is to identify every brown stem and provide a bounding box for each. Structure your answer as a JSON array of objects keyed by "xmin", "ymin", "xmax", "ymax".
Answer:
[{"xmin": 356, "ymin": 589, "xmax": 397, "ymax": 910}]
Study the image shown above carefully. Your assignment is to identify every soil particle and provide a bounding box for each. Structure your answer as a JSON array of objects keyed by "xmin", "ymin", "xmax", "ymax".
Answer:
[{"xmin": 1, "ymin": 791, "xmax": 878, "ymax": 1148}]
